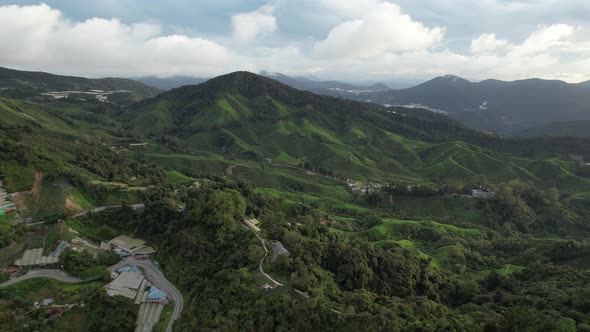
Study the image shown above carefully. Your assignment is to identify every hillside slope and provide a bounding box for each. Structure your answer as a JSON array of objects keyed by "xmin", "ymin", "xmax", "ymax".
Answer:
[
  {"xmin": 122, "ymin": 72, "xmax": 590, "ymax": 191},
  {"xmin": 0, "ymin": 67, "xmax": 161, "ymax": 101},
  {"xmin": 521, "ymin": 120, "xmax": 590, "ymax": 138}
]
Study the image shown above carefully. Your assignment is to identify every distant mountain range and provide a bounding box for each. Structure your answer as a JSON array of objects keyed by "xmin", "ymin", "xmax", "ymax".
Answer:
[
  {"xmin": 179, "ymin": 71, "xmax": 590, "ymax": 136},
  {"xmin": 3, "ymin": 66, "xmax": 590, "ymax": 137},
  {"xmin": 346, "ymin": 75, "xmax": 590, "ymax": 135},
  {"xmin": 2, "ymin": 69, "xmax": 590, "ymax": 188},
  {"xmin": 259, "ymin": 72, "xmax": 390, "ymax": 97},
  {"xmin": 0, "ymin": 67, "xmax": 160, "ymax": 100},
  {"xmin": 135, "ymin": 72, "xmax": 390, "ymax": 96}
]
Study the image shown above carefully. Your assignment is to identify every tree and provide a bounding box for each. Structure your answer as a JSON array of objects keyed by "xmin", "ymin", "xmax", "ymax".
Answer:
[{"xmin": 87, "ymin": 290, "xmax": 137, "ymax": 332}]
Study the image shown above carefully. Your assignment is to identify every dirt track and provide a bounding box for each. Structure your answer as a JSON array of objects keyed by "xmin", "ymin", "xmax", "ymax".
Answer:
[
  {"xmin": 65, "ymin": 197, "xmax": 83, "ymax": 213},
  {"xmin": 31, "ymin": 171, "xmax": 43, "ymax": 203}
]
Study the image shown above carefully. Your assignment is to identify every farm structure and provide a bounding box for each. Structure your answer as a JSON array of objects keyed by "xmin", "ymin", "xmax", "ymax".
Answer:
[
  {"xmin": 106, "ymin": 265, "xmax": 169, "ymax": 332},
  {"xmin": 241, "ymin": 218, "xmax": 261, "ymax": 233},
  {"xmin": 14, "ymin": 248, "xmax": 59, "ymax": 267},
  {"xmin": 103, "ymin": 235, "xmax": 156, "ymax": 257}
]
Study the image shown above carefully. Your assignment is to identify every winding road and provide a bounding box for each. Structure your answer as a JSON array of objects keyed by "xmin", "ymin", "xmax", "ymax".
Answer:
[
  {"xmin": 110, "ymin": 258, "xmax": 183, "ymax": 332},
  {"xmin": 1, "ymin": 257, "xmax": 182, "ymax": 332},
  {"xmin": 253, "ymin": 233, "xmax": 284, "ymax": 287},
  {"xmin": 248, "ymin": 229, "xmax": 342, "ymax": 315},
  {"xmin": 0, "ymin": 269, "xmax": 82, "ymax": 287}
]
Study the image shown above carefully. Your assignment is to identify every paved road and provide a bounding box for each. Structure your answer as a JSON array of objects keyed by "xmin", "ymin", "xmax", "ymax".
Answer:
[
  {"xmin": 250, "ymin": 230, "xmax": 341, "ymax": 314},
  {"xmin": 73, "ymin": 204, "xmax": 145, "ymax": 218},
  {"xmin": 0, "ymin": 269, "xmax": 82, "ymax": 287},
  {"xmin": 253, "ymin": 233, "xmax": 284, "ymax": 287},
  {"xmin": 110, "ymin": 258, "xmax": 183, "ymax": 332}
]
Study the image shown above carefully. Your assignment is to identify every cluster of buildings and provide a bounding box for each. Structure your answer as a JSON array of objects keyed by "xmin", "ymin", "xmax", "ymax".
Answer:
[
  {"xmin": 101, "ymin": 235, "xmax": 156, "ymax": 258},
  {"xmin": 106, "ymin": 265, "xmax": 168, "ymax": 332},
  {"xmin": 9, "ymin": 234, "xmax": 156, "ymax": 270},
  {"xmin": 346, "ymin": 179, "xmax": 383, "ymax": 195},
  {"xmin": 40, "ymin": 89, "xmax": 130, "ymax": 102},
  {"xmin": 107, "ymin": 265, "xmax": 168, "ymax": 304},
  {"xmin": 0, "ymin": 180, "xmax": 16, "ymax": 216}
]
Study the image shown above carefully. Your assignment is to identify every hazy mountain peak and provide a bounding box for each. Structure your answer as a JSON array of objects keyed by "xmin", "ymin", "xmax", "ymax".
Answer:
[{"xmin": 438, "ymin": 74, "xmax": 471, "ymax": 84}]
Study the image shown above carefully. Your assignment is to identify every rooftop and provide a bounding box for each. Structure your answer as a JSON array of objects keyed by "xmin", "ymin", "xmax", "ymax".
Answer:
[
  {"xmin": 147, "ymin": 286, "xmax": 166, "ymax": 300},
  {"xmin": 109, "ymin": 235, "xmax": 156, "ymax": 255}
]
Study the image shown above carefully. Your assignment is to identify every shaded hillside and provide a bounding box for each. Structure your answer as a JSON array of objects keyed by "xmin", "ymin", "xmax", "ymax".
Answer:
[
  {"xmin": 347, "ymin": 75, "xmax": 590, "ymax": 135},
  {"xmin": 0, "ymin": 67, "xmax": 161, "ymax": 100},
  {"xmin": 521, "ymin": 120, "xmax": 590, "ymax": 138}
]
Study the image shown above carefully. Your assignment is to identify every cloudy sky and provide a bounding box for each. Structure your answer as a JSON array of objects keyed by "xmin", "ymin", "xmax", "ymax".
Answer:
[{"xmin": 1, "ymin": 1, "xmax": 589, "ymax": 84}]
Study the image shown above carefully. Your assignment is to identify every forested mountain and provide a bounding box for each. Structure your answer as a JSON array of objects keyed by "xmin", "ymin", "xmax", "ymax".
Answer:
[
  {"xmin": 0, "ymin": 67, "xmax": 161, "ymax": 100},
  {"xmin": 344, "ymin": 75, "xmax": 590, "ymax": 135}
]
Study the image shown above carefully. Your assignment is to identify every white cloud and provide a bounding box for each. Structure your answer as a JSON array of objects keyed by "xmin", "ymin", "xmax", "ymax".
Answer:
[
  {"xmin": 313, "ymin": 2, "xmax": 444, "ymax": 59},
  {"xmin": 470, "ymin": 33, "xmax": 509, "ymax": 54},
  {"xmin": 2, "ymin": 2, "xmax": 590, "ymax": 83},
  {"xmin": 0, "ymin": 3, "xmax": 230, "ymax": 77},
  {"xmin": 511, "ymin": 24, "xmax": 576, "ymax": 56},
  {"xmin": 317, "ymin": 0, "xmax": 381, "ymax": 17},
  {"xmin": 463, "ymin": 24, "xmax": 586, "ymax": 81},
  {"xmin": 231, "ymin": 5, "xmax": 277, "ymax": 43}
]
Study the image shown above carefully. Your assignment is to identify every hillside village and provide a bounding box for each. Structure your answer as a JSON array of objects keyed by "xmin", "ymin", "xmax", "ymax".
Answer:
[{"xmin": 0, "ymin": 191, "xmax": 178, "ymax": 332}]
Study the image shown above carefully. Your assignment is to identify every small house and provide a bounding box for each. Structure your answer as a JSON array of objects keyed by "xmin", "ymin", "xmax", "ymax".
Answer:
[
  {"xmin": 260, "ymin": 283, "xmax": 274, "ymax": 292},
  {"xmin": 147, "ymin": 286, "xmax": 167, "ymax": 304},
  {"xmin": 41, "ymin": 298, "xmax": 54, "ymax": 306}
]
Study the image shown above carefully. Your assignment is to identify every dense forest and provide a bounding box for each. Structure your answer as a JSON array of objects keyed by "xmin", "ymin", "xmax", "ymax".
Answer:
[{"xmin": 84, "ymin": 177, "xmax": 590, "ymax": 331}]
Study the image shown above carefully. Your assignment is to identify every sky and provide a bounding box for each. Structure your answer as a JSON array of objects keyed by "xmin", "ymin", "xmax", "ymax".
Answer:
[{"xmin": 1, "ymin": 0, "xmax": 590, "ymax": 84}]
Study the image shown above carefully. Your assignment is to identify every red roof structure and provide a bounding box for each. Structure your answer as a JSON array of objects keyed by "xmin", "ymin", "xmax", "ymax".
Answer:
[{"xmin": 3, "ymin": 266, "xmax": 19, "ymax": 274}]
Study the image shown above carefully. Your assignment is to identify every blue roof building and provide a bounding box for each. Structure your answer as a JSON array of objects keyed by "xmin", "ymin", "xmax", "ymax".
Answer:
[{"xmin": 147, "ymin": 286, "xmax": 167, "ymax": 303}]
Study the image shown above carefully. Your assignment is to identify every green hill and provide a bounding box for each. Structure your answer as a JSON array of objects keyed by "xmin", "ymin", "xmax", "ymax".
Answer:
[
  {"xmin": 122, "ymin": 72, "xmax": 590, "ymax": 192},
  {"xmin": 0, "ymin": 67, "xmax": 161, "ymax": 101}
]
